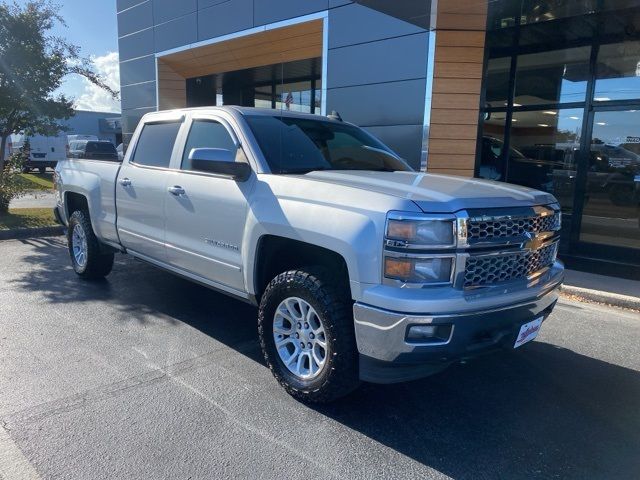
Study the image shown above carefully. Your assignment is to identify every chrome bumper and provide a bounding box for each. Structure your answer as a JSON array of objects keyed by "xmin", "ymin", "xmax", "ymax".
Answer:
[{"xmin": 353, "ymin": 262, "xmax": 563, "ymax": 366}]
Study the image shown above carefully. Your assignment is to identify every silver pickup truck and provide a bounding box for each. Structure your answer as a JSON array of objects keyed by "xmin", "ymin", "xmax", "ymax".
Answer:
[{"xmin": 54, "ymin": 107, "xmax": 564, "ymax": 402}]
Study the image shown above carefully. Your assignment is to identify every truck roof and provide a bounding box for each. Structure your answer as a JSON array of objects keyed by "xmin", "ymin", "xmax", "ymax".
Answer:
[{"xmin": 141, "ymin": 106, "xmax": 343, "ymax": 123}]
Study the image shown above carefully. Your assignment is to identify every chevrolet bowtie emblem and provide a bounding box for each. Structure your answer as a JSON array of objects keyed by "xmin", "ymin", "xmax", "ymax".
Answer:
[{"xmin": 522, "ymin": 231, "xmax": 543, "ymax": 251}]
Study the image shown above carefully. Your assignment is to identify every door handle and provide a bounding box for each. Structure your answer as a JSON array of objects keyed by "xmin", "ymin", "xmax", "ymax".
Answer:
[
  {"xmin": 119, "ymin": 177, "xmax": 132, "ymax": 187},
  {"xmin": 168, "ymin": 185, "xmax": 185, "ymax": 196}
]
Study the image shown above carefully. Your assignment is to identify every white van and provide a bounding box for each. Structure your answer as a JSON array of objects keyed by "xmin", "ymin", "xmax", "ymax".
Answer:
[{"xmin": 11, "ymin": 133, "xmax": 68, "ymax": 173}]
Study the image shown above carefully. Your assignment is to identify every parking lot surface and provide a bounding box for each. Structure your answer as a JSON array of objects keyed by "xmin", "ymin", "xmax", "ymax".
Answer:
[{"xmin": 0, "ymin": 237, "xmax": 639, "ymax": 479}]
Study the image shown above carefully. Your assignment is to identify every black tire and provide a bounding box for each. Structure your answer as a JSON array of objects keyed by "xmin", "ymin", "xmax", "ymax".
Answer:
[
  {"xmin": 38, "ymin": 167, "xmax": 46, "ymax": 174},
  {"xmin": 21, "ymin": 166, "xmax": 30, "ymax": 173},
  {"xmin": 67, "ymin": 210, "xmax": 114, "ymax": 279},
  {"xmin": 258, "ymin": 268, "xmax": 360, "ymax": 403}
]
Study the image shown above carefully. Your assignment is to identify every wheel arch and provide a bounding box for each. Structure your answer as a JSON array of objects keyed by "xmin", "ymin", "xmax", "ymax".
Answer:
[{"xmin": 252, "ymin": 235, "xmax": 352, "ymax": 303}]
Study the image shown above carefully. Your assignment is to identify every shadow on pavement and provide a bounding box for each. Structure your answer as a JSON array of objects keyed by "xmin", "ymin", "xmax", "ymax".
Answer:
[
  {"xmin": 11, "ymin": 236, "xmax": 262, "ymax": 362},
  {"xmin": 12, "ymin": 236, "xmax": 640, "ymax": 479}
]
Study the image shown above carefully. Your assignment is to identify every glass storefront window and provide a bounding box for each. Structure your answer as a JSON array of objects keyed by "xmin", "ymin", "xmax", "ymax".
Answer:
[
  {"xmin": 520, "ymin": 0, "xmax": 597, "ymax": 25},
  {"xmin": 487, "ymin": 0, "xmax": 522, "ymax": 29},
  {"xmin": 580, "ymin": 110, "xmax": 640, "ymax": 249},
  {"xmin": 594, "ymin": 41, "xmax": 640, "ymax": 102},
  {"xmin": 478, "ymin": 115, "xmax": 507, "ymax": 180},
  {"xmin": 254, "ymin": 85, "xmax": 272, "ymax": 109},
  {"xmin": 507, "ymin": 109, "xmax": 583, "ymax": 212},
  {"xmin": 514, "ymin": 47, "xmax": 590, "ymax": 105},
  {"xmin": 485, "ymin": 57, "xmax": 512, "ymax": 108},
  {"xmin": 276, "ymin": 81, "xmax": 313, "ymax": 113}
]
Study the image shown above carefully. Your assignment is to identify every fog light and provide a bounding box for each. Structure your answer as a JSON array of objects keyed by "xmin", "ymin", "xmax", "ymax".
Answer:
[
  {"xmin": 407, "ymin": 325, "xmax": 437, "ymax": 339},
  {"xmin": 406, "ymin": 324, "xmax": 453, "ymax": 344}
]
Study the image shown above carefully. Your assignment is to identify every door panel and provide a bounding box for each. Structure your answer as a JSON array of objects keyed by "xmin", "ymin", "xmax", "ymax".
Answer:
[
  {"xmin": 115, "ymin": 121, "xmax": 183, "ymax": 261},
  {"xmin": 164, "ymin": 171, "xmax": 253, "ymax": 291},
  {"xmin": 116, "ymin": 164, "xmax": 169, "ymax": 260},
  {"xmin": 163, "ymin": 117, "xmax": 254, "ymax": 292}
]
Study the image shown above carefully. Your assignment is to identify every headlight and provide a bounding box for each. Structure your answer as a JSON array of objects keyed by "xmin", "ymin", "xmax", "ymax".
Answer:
[
  {"xmin": 384, "ymin": 256, "xmax": 453, "ymax": 284},
  {"xmin": 386, "ymin": 214, "xmax": 455, "ymax": 248}
]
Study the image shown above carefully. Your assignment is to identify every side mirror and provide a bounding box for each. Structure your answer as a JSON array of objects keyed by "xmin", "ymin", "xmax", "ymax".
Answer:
[{"xmin": 189, "ymin": 148, "xmax": 251, "ymax": 181}]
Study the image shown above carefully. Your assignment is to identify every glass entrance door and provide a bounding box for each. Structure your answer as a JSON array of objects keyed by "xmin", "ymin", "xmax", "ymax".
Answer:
[{"xmin": 579, "ymin": 109, "xmax": 640, "ymax": 251}]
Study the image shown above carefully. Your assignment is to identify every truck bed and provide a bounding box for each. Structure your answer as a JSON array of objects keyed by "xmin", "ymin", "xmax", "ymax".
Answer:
[{"xmin": 55, "ymin": 158, "xmax": 122, "ymax": 245}]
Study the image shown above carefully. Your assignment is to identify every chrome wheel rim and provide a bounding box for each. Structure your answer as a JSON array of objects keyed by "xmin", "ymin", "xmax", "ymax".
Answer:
[
  {"xmin": 273, "ymin": 297, "xmax": 327, "ymax": 380},
  {"xmin": 72, "ymin": 224, "xmax": 88, "ymax": 268}
]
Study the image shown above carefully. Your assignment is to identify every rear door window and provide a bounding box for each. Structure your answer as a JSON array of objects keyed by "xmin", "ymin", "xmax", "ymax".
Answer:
[{"xmin": 131, "ymin": 122, "xmax": 182, "ymax": 168}]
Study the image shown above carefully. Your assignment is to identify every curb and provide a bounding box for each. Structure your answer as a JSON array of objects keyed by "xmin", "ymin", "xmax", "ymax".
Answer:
[
  {"xmin": 561, "ymin": 285, "xmax": 640, "ymax": 311},
  {"xmin": 0, "ymin": 226, "xmax": 64, "ymax": 241}
]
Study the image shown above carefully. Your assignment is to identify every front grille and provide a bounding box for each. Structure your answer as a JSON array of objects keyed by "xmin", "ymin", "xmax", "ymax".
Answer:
[
  {"xmin": 467, "ymin": 211, "xmax": 560, "ymax": 242},
  {"xmin": 464, "ymin": 242, "xmax": 558, "ymax": 288}
]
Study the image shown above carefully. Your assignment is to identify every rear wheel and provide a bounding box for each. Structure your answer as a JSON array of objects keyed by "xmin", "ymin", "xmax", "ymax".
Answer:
[
  {"xmin": 21, "ymin": 166, "xmax": 30, "ymax": 173},
  {"xmin": 38, "ymin": 167, "xmax": 46, "ymax": 174},
  {"xmin": 67, "ymin": 210, "xmax": 114, "ymax": 279},
  {"xmin": 258, "ymin": 268, "xmax": 360, "ymax": 403}
]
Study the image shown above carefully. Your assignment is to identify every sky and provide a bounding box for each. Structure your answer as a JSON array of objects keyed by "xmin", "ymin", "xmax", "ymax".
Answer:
[{"xmin": 15, "ymin": 0, "xmax": 121, "ymax": 112}]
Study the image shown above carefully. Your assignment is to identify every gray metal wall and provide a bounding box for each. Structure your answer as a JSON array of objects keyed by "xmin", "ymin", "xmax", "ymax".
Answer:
[
  {"xmin": 116, "ymin": 0, "xmax": 429, "ymax": 166},
  {"xmin": 64, "ymin": 111, "xmax": 122, "ymax": 145}
]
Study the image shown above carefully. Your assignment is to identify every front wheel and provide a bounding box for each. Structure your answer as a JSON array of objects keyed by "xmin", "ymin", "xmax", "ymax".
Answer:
[
  {"xmin": 67, "ymin": 210, "xmax": 114, "ymax": 279},
  {"xmin": 258, "ymin": 268, "xmax": 360, "ymax": 403}
]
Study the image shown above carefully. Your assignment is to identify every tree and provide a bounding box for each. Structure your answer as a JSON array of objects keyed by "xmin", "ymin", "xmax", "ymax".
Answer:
[{"xmin": 0, "ymin": 0, "xmax": 118, "ymax": 170}]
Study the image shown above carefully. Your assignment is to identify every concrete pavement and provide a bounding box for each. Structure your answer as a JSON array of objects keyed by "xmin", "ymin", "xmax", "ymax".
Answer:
[
  {"xmin": 9, "ymin": 190, "xmax": 56, "ymax": 209},
  {"xmin": 0, "ymin": 237, "xmax": 638, "ymax": 479},
  {"xmin": 562, "ymin": 269, "xmax": 640, "ymax": 310}
]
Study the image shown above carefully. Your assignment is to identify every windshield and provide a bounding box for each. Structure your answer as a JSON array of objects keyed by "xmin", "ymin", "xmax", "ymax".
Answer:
[{"xmin": 245, "ymin": 115, "xmax": 412, "ymax": 174}]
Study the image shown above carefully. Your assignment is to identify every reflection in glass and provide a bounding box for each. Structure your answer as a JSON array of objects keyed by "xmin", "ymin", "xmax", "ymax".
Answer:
[
  {"xmin": 581, "ymin": 110, "xmax": 640, "ymax": 250},
  {"xmin": 507, "ymin": 109, "xmax": 583, "ymax": 213},
  {"xmin": 514, "ymin": 47, "xmax": 590, "ymax": 105},
  {"xmin": 520, "ymin": 0, "xmax": 597, "ymax": 25},
  {"xmin": 487, "ymin": 0, "xmax": 521, "ymax": 29},
  {"xmin": 276, "ymin": 81, "xmax": 314, "ymax": 113},
  {"xmin": 254, "ymin": 85, "xmax": 272, "ymax": 109},
  {"xmin": 594, "ymin": 41, "xmax": 640, "ymax": 102},
  {"xmin": 478, "ymin": 115, "xmax": 507, "ymax": 180},
  {"xmin": 485, "ymin": 57, "xmax": 511, "ymax": 108}
]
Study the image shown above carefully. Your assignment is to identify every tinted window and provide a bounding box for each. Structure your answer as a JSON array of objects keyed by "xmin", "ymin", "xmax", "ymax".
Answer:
[
  {"xmin": 132, "ymin": 122, "xmax": 182, "ymax": 168},
  {"xmin": 86, "ymin": 142, "xmax": 116, "ymax": 153},
  {"xmin": 245, "ymin": 115, "xmax": 410, "ymax": 174},
  {"xmin": 182, "ymin": 120, "xmax": 237, "ymax": 170}
]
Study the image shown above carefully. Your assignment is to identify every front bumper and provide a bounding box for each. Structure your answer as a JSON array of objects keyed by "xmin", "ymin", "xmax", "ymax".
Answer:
[{"xmin": 354, "ymin": 273, "xmax": 562, "ymax": 384}]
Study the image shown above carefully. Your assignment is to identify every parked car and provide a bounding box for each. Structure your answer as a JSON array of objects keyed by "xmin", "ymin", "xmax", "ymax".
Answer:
[
  {"xmin": 11, "ymin": 133, "xmax": 67, "ymax": 173},
  {"xmin": 54, "ymin": 107, "xmax": 564, "ymax": 403},
  {"xmin": 67, "ymin": 140, "xmax": 119, "ymax": 161}
]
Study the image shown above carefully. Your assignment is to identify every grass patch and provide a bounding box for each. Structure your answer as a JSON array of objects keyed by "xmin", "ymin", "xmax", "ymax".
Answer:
[
  {"xmin": 0, "ymin": 208, "xmax": 57, "ymax": 230},
  {"xmin": 17, "ymin": 173, "xmax": 55, "ymax": 191}
]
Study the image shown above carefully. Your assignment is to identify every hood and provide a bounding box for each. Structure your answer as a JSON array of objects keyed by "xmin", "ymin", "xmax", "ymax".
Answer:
[{"xmin": 299, "ymin": 171, "xmax": 557, "ymax": 212}]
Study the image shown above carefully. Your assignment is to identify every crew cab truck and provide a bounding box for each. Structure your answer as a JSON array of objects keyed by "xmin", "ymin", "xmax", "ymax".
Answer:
[{"xmin": 54, "ymin": 107, "xmax": 564, "ymax": 403}]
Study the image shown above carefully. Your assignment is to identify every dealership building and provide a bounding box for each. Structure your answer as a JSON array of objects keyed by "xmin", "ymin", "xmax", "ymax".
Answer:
[{"xmin": 116, "ymin": 0, "xmax": 640, "ymax": 277}]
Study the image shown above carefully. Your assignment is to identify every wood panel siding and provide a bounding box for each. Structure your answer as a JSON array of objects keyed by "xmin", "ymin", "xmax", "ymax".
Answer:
[
  {"xmin": 428, "ymin": 167, "xmax": 476, "ymax": 177},
  {"xmin": 159, "ymin": 19, "xmax": 322, "ymax": 79},
  {"xmin": 430, "ymin": 108, "xmax": 479, "ymax": 125},
  {"xmin": 157, "ymin": 60, "xmax": 186, "ymax": 110},
  {"xmin": 426, "ymin": 3, "xmax": 488, "ymax": 177}
]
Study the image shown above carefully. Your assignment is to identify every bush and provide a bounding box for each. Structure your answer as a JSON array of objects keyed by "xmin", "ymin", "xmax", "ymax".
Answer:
[{"xmin": 0, "ymin": 151, "xmax": 28, "ymax": 214}]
